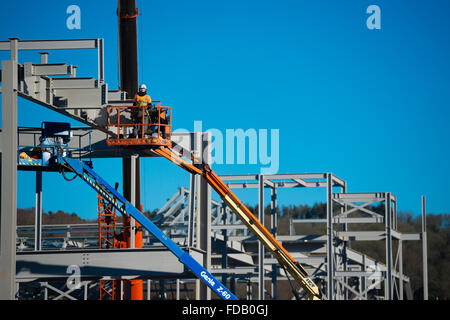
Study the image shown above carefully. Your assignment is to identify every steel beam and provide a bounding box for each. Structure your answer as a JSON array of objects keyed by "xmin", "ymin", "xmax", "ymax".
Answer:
[
  {"xmin": 292, "ymin": 217, "xmax": 384, "ymax": 224},
  {"xmin": 32, "ymin": 63, "xmax": 72, "ymax": 76},
  {"xmin": 219, "ymin": 173, "xmax": 346, "ymax": 189},
  {"xmin": 0, "ymin": 38, "xmax": 104, "ymax": 83},
  {"xmin": 16, "ymin": 248, "xmax": 204, "ymax": 281},
  {"xmin": 0, "ymin": 39, "xmax": 99, "ymax": 51},
  {"xmin": 332, "ymin": 192, "xmax": 388, "ymax": 202},
  {"xmin": 336, "ymin": 231, "xmax": 386, "ymax": 241}
]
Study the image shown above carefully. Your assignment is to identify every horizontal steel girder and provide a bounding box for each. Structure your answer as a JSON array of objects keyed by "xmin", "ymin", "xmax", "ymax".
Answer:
[{"xmin": 16, "ymin": 247, "xmax": 204, "ymax": 282}]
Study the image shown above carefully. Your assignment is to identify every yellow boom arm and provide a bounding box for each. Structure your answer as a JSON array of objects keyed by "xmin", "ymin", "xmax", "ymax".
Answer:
[{"xmin": 154, "ymin": 146, "xmax": 321, "ymax": 300}]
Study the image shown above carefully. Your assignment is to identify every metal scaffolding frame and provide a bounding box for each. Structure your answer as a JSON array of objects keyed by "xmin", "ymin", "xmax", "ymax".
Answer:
[
  {"xmin": 0, "ymin": 37, "xmax": 212, "ymax": 300},
  {"xmin": 1, "ymin": 37, "xmax": 429, "ymax": 300},
  {"xmin": 213, "ymin": 173, "xmax": 427, "ymax": 300},
  {"xmin": 12, "ymin": 173, "xmax": 428, "ymax": 300}
]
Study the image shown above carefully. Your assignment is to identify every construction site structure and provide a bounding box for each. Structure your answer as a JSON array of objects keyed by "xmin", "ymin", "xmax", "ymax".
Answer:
[{"xmin": 0, "ymin": 1, "xmax": 429, "ymax": 301}]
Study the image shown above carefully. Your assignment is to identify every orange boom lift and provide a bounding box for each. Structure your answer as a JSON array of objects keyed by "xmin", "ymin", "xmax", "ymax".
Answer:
[{"xmin": 105, "ymin": 101, "xmax": 321, "ymax": 300}]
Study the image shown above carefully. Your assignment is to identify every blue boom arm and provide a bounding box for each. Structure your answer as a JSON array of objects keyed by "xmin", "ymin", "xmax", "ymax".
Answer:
[{"xmin": 60, "ymin": 157, "xmax": 237, "ymax": 301}]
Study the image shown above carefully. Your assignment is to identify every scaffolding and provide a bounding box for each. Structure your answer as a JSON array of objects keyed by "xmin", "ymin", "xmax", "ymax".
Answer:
[{"xmin": 98, "ymin": 194, "xmax": 118, "ymax": 300}]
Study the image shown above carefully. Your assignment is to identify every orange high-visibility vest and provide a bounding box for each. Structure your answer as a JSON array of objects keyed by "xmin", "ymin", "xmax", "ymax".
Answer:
[{"xmin": 134, "ymin": 94, "xmax": 151, "ymax": 107}]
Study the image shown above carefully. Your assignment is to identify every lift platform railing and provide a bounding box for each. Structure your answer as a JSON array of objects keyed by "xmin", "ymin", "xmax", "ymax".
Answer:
[
  {"xmin": 106, "ymin": 102, "xmax": 172, "ymax": 147},
  {"xmin": 59, "ymin": 156, "xmax": 237, "ymax": 300}
]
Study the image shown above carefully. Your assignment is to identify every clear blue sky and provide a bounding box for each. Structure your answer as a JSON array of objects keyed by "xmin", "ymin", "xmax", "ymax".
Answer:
[{"xmin": 1, "ymin": 0, "xmax": 449, "ymax": 219}]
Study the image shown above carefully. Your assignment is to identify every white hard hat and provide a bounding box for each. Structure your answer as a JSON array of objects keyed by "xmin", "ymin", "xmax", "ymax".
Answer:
[{"xmin": 139, "ymin": 84, "xmax": 147, "ymax": 90}]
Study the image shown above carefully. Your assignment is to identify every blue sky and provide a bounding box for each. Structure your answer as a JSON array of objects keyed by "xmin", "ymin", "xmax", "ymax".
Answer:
[{"xmin": 1, "ymin": 0, "xmax": 449, "ymax": 219}]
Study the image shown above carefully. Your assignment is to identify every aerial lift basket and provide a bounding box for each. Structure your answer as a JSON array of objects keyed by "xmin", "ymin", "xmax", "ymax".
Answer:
[{"xmin": 106, "ymin": 101, "xmax": 172, "ymax": 147}]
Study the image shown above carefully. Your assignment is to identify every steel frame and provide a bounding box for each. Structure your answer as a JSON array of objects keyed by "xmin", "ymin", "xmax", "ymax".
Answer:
[
  {"xmin": 2, "ymin": 37, "xmax": 429, "ymax": 300},
  {"xmin": 11, "ymin": 172, "xmax": 428, "ymax": 300},
  {"xmin": 210, "ymin": 174, "xmax": 426, "ymax": 300}
]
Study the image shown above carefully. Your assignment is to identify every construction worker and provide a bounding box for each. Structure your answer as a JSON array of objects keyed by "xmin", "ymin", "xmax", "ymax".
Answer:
[{"xmin": 131, "ymin": 84, "xmax": 152, "ymax": 137}]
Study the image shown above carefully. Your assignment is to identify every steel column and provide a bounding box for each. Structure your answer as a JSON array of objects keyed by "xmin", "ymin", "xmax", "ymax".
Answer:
[
  {"xmin": 270, "ymin": 187, "xmax": 277, "ymax": 236},
  {"xmin": 230, "ymin": 277, "xmax": 236, "ymax": 295},
  {"xmin": 221, "ymin": 203, "xmax": 228, "ymax": 286},
  {"xmin": 176, "ymin": 279, "xmax": 180, "ymax": 300},
  {"xmin": 159, "ymin": 280, "xmax": 166, "ymax": 299},
  {"xmin": 270, "ymin": 186, "xmax": 278, "ymax": 300},
  {"xmin": 422, "ymin": 196, "xmax": 428, "ymax": 300},
  {"xmin": 0, "ymin": 43, "xmax": 18, "ymax": 299},
  {"xmin": 326, "ymin": 173, "xmax": 334, "ymax": 300},
  {"xmin": 34, "ymin": 171, "xmax": 43, "ymax": 251},
  {"xmin": 399, "ymin": 240, "xmax": 403, "ymax": 300},
  {"xmin": 246, "ymin": 279, "xmax": 252, "ymax": 300},
  {"xmin": 385, "ymin": 192, "xmax": 393, "ymax": 300},
  {"xmin": 118, "ymin": 0, "xmax": 142, "ymax": 301},
  {"xmin": 271, "ymin": 264, "xmax": 278, "ymax": 300},
  {"xmin": 44, "ymin": 282, "xmax": 48, "ymax": 300},
  {"xmin": 97, "ymin": 38, "xmax": 104, "ymax": 82},
  {"xmin": 195, "ymin": 132, "xmax": 212, "ymax": 300},
  {"xmin": 258, "ymin": 174, "xmax": 265, "ymax": 300},
  {"xmin": 342, "ymin": 181, "xmax": 349, "ymax": 300},
  {"xmin": 187, "ymin": 173, "xmax": 196, "ymax": 247},
  {"xmin": 39, "ymin": 52, "xmax": 49, "ymax": 64},
  {"xmin": 188, "ymin": 132, "xmax": 200, "ymax": 247}
]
